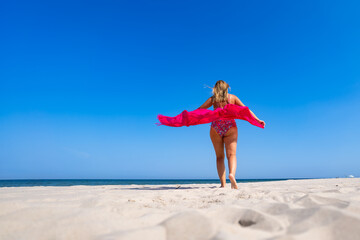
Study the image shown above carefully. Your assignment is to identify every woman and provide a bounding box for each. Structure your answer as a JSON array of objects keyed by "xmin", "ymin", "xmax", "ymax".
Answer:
[{"xmin": 198, "ymin": 80, "xmax": 265, "ymax": 189}]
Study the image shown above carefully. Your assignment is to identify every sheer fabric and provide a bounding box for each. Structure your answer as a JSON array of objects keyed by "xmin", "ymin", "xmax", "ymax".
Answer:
[{"xmin": 156, "ymin": 104, "xmax": 264, "ymax": 129}]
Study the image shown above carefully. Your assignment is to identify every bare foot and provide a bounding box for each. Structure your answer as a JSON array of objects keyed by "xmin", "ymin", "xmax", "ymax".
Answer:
[
  {"xmin": 228, "ymin": 173, "xmax": 238, "ymax": 189},
  {"xmin": 219, "ymin": 185, "xmax": 225, "ymax": 188}
]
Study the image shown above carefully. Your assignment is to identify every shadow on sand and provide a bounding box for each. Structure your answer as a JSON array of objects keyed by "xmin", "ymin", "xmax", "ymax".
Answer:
[{"xmin": 112, "ymin": 185, "xmax": 219, "ymax": 190}]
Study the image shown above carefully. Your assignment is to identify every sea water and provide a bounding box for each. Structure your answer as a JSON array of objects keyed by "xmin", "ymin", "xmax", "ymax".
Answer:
[{"xmin": 0, "ymin": 178, "xmax": 309, "ymax": 187}]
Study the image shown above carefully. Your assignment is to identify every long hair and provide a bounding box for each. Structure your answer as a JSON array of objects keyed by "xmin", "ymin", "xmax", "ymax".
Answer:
[{"xmin": 212, "ymin": 80, "xmax": 230, "ymax": 103}]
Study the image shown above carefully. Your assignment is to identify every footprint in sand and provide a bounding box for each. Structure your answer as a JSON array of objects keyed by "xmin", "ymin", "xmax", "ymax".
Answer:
[{"xmin": 213, "ymin": 206, "xmax": 283, "ymax": 232}]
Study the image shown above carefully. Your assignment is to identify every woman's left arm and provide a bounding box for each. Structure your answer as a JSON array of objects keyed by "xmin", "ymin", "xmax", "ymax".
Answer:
[{"xmin": 197, "ymin": 97, "xmax": 213, "ymax": 109}]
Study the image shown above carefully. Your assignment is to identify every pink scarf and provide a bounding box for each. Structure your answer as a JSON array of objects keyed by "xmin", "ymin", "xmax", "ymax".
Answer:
[{"xmin": 156, "ymin": 104, "xmax": 264, "ymax": 128}]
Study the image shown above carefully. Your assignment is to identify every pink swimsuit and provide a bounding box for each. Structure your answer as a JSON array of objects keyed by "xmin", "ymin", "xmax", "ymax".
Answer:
[{"xmin": 210, "ymin": 96, "xmax": 237, "ymax": 137}]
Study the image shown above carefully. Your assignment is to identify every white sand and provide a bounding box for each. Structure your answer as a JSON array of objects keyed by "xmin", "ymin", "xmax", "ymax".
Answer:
[{"xmin": 0, "ymin": 178, "xmax": 359, "ymax": 240}]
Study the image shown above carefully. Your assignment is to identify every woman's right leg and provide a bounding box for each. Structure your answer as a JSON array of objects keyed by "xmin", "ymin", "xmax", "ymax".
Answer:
[
  {"xmin": 223, "ymin": 127, "xmax": 238, "ymax": 189},
  {"xmin": 210, "ymin": 127, "xmax": 226, "ymax": 187}
]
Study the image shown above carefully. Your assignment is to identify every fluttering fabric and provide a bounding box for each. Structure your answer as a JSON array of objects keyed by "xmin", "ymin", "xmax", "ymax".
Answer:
[{"xmin": 156, "ymin": 104, "xmax": 264, "ymax": 129}]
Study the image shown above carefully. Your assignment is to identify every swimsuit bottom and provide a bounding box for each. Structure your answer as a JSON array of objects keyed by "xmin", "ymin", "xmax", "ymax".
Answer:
[{"xmin": 211, "ymin": 119, "xmax": 237, "ymax": 137}]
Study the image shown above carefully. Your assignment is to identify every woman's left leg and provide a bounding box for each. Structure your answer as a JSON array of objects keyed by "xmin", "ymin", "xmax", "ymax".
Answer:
[{"xmin": 210, "ymin": 127, "xmax": 226, "ymax": 187}]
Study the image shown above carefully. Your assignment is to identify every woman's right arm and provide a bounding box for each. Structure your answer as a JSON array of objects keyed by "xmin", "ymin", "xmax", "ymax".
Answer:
[
  {"xmin": 197, "ymin": 97, "xmax": 213, "ymax": 109},
  {"xmin": 233, "ymin": 95, "xmax": 265, "ymax": 127}
]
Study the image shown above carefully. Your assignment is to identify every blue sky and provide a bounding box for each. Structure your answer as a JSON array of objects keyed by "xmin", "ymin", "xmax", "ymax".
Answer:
[{"xmin": 1, "ymin": 0, "xmax": 359, "ymax": 179}]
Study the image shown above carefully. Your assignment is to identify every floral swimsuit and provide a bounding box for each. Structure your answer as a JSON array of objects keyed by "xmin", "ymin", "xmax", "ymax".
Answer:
[{"xmin": 210, "ymin": 96, "xmax": 237, "ymax": 137}]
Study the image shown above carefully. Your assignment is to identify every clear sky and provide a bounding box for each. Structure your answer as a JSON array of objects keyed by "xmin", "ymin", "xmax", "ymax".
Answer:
[{"xmin": 1, "ymin": 0, "xmax": 359, "ymax": 180}]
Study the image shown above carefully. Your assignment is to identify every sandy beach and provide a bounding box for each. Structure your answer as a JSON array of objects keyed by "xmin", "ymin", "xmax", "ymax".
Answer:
[{"xmin": 0, "ymin": 178, "xmax": 359, "ymax": 240}]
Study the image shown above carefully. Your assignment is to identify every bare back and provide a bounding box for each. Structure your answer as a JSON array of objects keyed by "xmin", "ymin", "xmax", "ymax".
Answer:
[{"xmin": 212, "ymin": 94, "xmax": 234, "ymax": 109}]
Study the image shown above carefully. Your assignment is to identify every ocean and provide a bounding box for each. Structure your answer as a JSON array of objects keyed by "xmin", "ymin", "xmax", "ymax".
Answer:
[{"xmin": 0, "ymin": 178, "xmax": 309, "ymax": 187}]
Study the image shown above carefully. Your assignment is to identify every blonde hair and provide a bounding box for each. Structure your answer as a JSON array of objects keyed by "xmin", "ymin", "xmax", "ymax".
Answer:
[{"xmin": 211, "ymin": 80, "xmax": 230, "ymax": 103}]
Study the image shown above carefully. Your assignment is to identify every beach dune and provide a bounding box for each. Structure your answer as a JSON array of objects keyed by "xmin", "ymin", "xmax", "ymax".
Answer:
[{"xmin": 0, "ymin": 178, "xmax": 359, "ymax": 240}]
